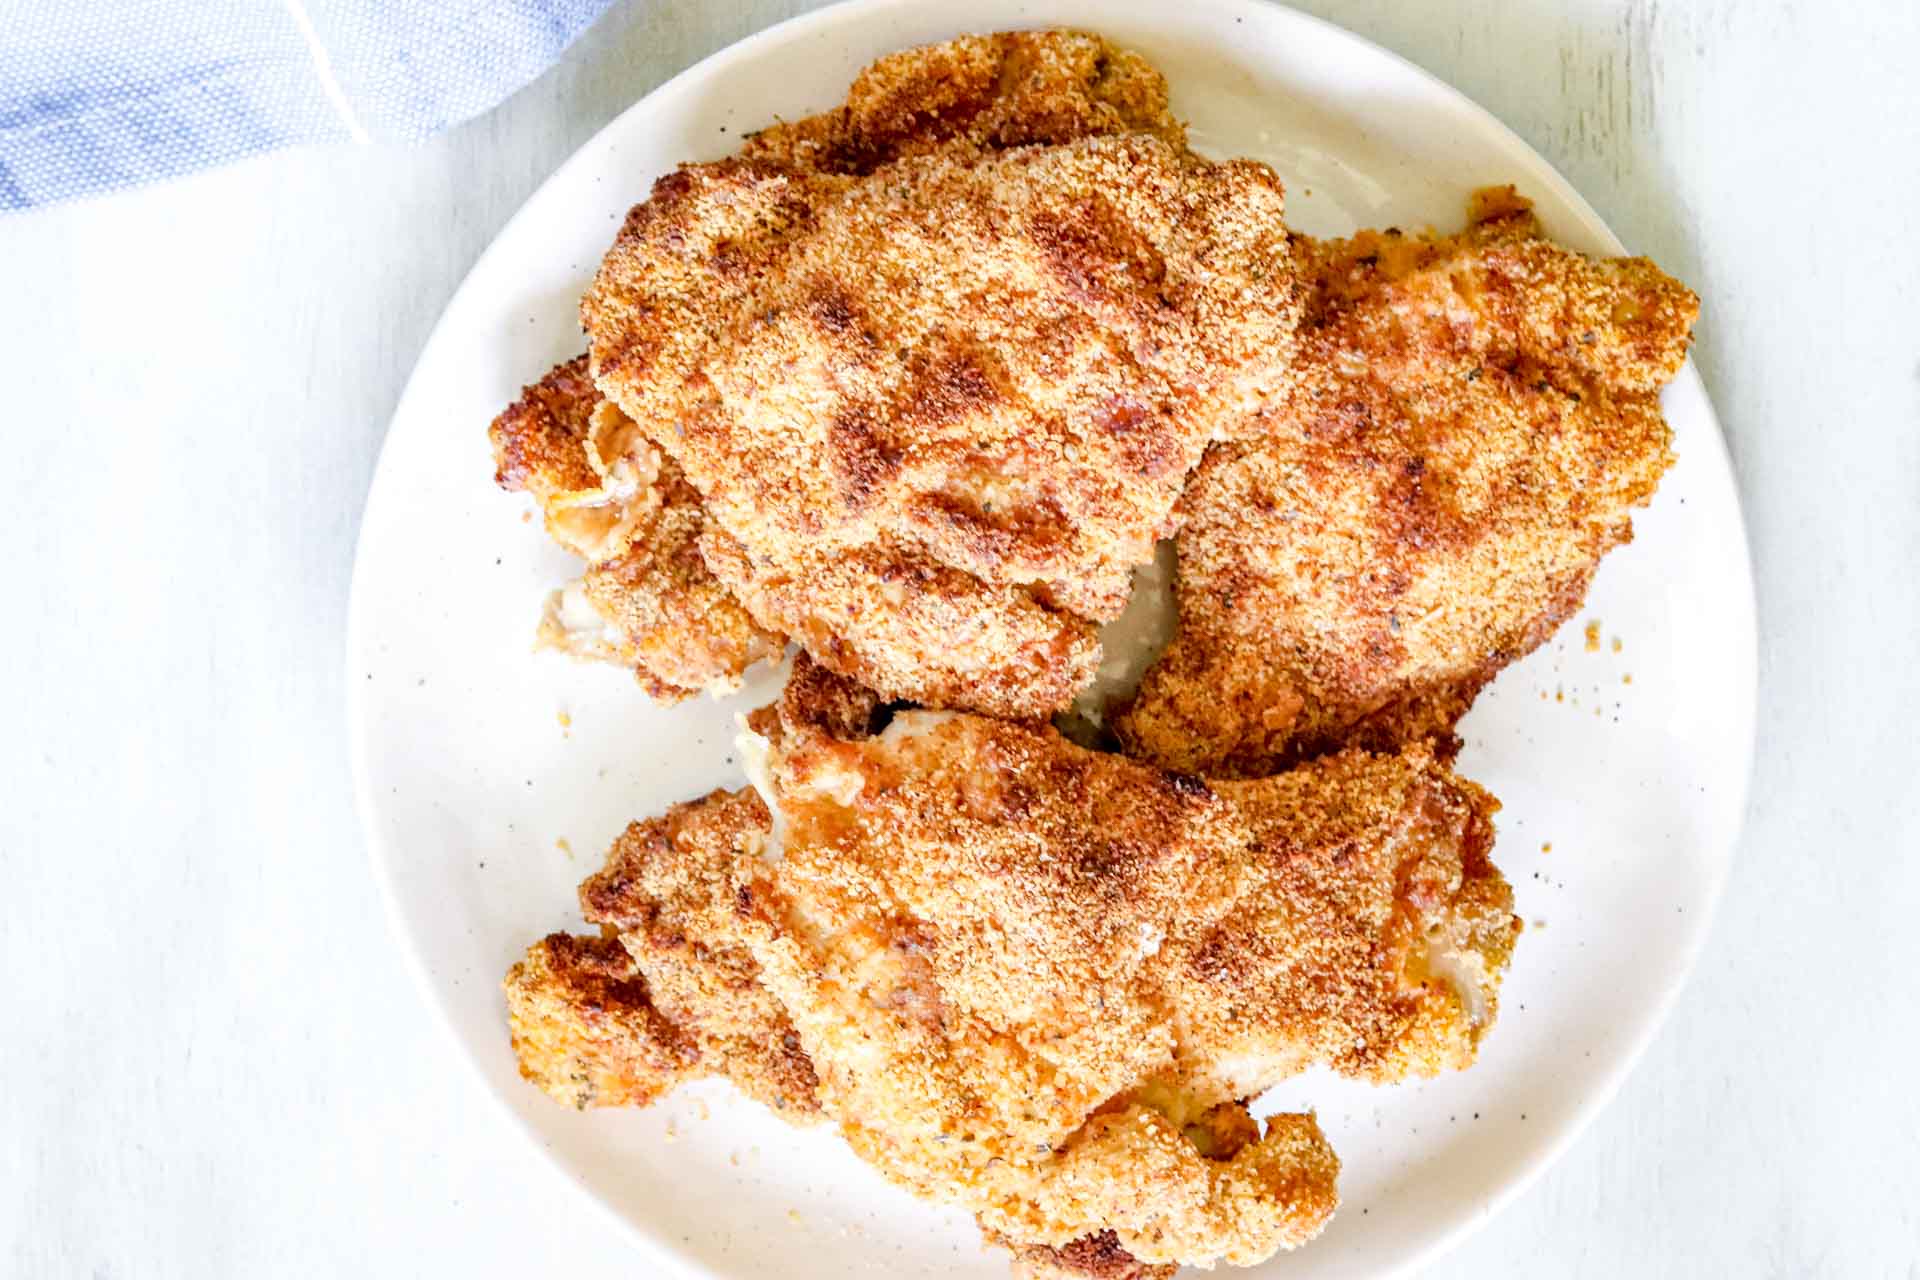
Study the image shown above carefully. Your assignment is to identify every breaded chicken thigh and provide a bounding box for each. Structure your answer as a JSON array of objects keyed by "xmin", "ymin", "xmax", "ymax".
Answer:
[
  {"xmin": 739, "ymin": 29, "xmax": 1186, "ymax": 174},
  {"xmin": 507, "ymin": 791, "xmax": 822, "ymax": 1118},
  {"xmin": 1115, "ymin": 188, "xmax": 1698, "ymax": 775},
  {"xmin": 489, "ymin": 357, "xmax": 785, "ymax": 700},
  {"xmin": 503, "ymin": 932, "xmax": 696, "ymax": 1110},
  {"xmin": 508, "ymin": 657, "xmax": 1517, "ymax": 1271},
  {"xmin": 493, "ymin": 31, "xmax": 1197, "ymax": 709},
  {"xmin": 583, "ymin": 130, "xmax": 1301, "ymax": 717},
  {"xmin": 489, "ymin": 354, "xmax": 659, "ymax": 564}
]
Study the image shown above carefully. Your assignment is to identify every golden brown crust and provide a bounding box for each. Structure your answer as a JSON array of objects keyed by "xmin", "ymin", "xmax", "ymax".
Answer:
[
  {"xmin": 767, "ymin": 659, "xmax": 1517, "ymax": 1107},
  {"xmin": 542, "ymin": 467, "xmax": 786, "ymax": 701},
  {"xmin": 997, "ymin": 1230, "xmax": 1177, "ymax": 1280},
  {"xmin": 1115, "ymin": 187, "xmax": 1698, "ymax": 776},
  {"xmin": 741, "ymin": 30, "xmax": 1185, "ymax": 174},
  {"xmin": 584, "ymin": 128, "xmax": 1301, "ymax": 718},
  {"xmin": 508, "ymin": 658, "xmax": 1517, "ymax": 1266},
  {"xmin": 1199, "ymin": 755, "xmax": 1519, "ymax": 1085},
  {"xmin": 489, "ymin": 358, "xmax": 665, "ymax": 564},
  {"xmin": 701, "ymin": 528, "xmax": 1102, "ymax": 719},
  {"xmin": 490, "ymin": 355, "xmax": 602, "ymax": 499},
  {"xmin": 739, "ymin": 680, "xmax": 1513, "ymax": 1262},
  {"xmin": 757, "ymin": 644, "xmax": 886, "ymax": 743},
  {"xmin": 495, "ymin": 358, "xmax": 784, "ymax": 699},
  {"xmin": 578, "ymin": 789, "xmax": 820, "ymax": 1117},
  {"xmin": 992, "ymin": 1107, "xmax": 1340, "ymax": 1267},
  {"xmin": 497, "ymin": 33, "xmax": 1201, "ymax": 714},
  {"xmin": 503, "ymin": 932, "xmax": 698, "ymax": 1110}
]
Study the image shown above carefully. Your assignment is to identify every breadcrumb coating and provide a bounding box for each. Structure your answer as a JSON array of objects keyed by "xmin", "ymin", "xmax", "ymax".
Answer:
[
  {"xmin": 495, "ymin": 31, "xmax": 1191, "ymax": 712},
  {"xmin": 740, "ymin": 30, "xmax": 1186, "ymax": 173},
  {"xmin": 489, "ymin": 356, "xmax": 663, "ymax": 563},
  {"xmin": 579, "ymin": 788, "xmax": 822, "ymax": 1118},
  {"xmin": 492, "ymin": 358, "xmax": 785, "ymax": 699},
  {"xmin": 998, "ymin": 1229, "xmax": 1177, "ymax": 1280},
  {"xmin": 698, "ymin": 527, "xmax": 1102, "ymax": 720},
  {"xmin": 509, "ymin": 656, "xmax": 1517, "ymax": 1269},
  {"xmin": 1115, "ymin": 188, "xmax": 1697, "ymax": 775},
  {"xmin": 503, "ymin": 932, "xmax": 697, "ymax": 1110},
  {"xmin": 584, "ymin": 128, "xmax": 1301, "ymax": 717},
  {"xmin": 538, "ymin": 470, "xmax": 786, "ymax": 701},
  {"xmin": 757, "ymin": 655, "xmax": 1514, "ymax": 1084},
  {"xmin": 752, "ymin": 659, "xmax": 1512, "ymax": 1262}
]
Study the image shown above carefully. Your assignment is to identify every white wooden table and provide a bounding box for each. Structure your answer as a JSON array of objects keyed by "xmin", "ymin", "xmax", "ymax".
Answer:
[{"xmin": 4, "ymin": 1, "xmax": 1916, "ymax": 1274}]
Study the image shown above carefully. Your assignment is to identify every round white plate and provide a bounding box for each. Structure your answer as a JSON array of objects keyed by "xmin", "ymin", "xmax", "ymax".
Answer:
[{"xmin": 348, "ymin": 2, "xmax": 1756, "ymax": 1276}]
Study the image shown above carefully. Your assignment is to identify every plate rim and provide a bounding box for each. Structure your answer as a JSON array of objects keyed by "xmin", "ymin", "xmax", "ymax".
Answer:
[{"xmin": 346, "ymin": 1, "xmax": 1759, "ymax": 1274}]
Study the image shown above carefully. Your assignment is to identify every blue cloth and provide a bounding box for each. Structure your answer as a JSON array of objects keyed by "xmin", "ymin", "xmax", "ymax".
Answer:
[{"xmin": 1, "ymin": 0, "xmax": 617, "ymax": 210}]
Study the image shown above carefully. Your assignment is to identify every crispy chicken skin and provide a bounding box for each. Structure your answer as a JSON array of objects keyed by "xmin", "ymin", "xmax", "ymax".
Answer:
[
  {"xmin": 508, "ymin": 657, "xmax": 1517, "ymax": 1270},
  {"xmin": 489, "ymin": 355, "xmax": 662, "ymax": 564},
  {"xmin": 739, "ymin": 30, "xmax": 1186, "ymax": 173},
  {"xmin": 753, "ymin": 655, "xmax": 1515, "ymax": 1094},
  {"xmin": 997, "ymin": 1230, "xmax": 1177, "ymax": 1280},
  {"xmin": 503, "ymin": 932, "xmax": 697, "ymax": 1110},
  {"xmin": 490, "ymin": 358, "xmax": 785, "ymax": 700},
  {"xmin": 494, "ymin": 31, "xmax": 1192, "ymax": 711},
  {"xmin": 1115, "ymin": 188, "xmax": 1698, "ymax": 776},
  {"xmin": 506, "ymin": 791, "xmax": 822, "ymax": 1119},
  {"xmin": 579, "ymin": 788, "xmax": 823, "ymax": 1116},
  {"xmin": 583, "ymin": 126, "xmax": 1301, "ymax": 718},
  {"xmin": 536, "ymin": 473, "xmax": 787, "ymax": 702}
]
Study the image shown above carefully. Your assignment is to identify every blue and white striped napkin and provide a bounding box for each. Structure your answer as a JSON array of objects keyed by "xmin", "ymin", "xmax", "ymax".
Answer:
[{"xmin": 1, "ymin": 0, "xmax": 618, "ymax": 210}]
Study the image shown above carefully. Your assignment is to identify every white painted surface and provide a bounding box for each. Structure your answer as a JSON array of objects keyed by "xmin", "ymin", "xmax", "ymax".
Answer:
[{"xmin": 1, "ymin": 0, "xmax": 1914, "ymax": 1276}]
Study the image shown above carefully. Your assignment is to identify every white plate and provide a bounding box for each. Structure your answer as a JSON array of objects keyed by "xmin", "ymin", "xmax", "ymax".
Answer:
[{"xmin": 347, "ymin": 2, "xmax": 1757, "ymax": 1276}]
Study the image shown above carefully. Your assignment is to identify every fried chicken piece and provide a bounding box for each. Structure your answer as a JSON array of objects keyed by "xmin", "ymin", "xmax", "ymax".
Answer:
[
  {"xmin": 512, "ymin": 657, "xmax": 1515, "ymax": 1267},
  {"xmin": 536, "ymin": 473, "xmax": 787, "ymax": 702},
  {"xmin": 491, "ymin": 357, "xmax": 785, "ymax": 700},
  {"xmin": 503, "ymin": 932, "xmax": 697, "ymax": 1110},
  {"xmin": 578, "ymin": 788, "xmax": 821, "ymax": 1117},
  {"xmin": 997, "ymin": 1230, "xmax": 1177, "ymax": 1280},
  {"xmin": 739, "ymin": 30, "xmax": 1184, "ymax": 174},
  {"xmin": 584, "ymin": 130, "xmax": 1301, "ymax": 718},
  {"xmin": 563, "ymin": 831, "xmax": 1336, "ymax": 1269},
  {"xmin": 752, "ymin": 656, "xmax": 1514, "ymax": 1104},
  {"xmin": 497, "ymin": 32, "xmax": 1184, "ymax": 706},
  {"xmin": 1115, "ymin": 187, "xmax": 1698, "ymax": 775},
  {"xmin": 505, "ymin": 790, "xmax": 822, "ymax": 1119},
  {"xmin": 489, "ymin": 355, "xmax": 662, "ymax": 563}
]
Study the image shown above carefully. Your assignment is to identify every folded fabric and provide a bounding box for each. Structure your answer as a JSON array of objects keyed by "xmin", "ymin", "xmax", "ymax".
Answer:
[{"xmin": 1, "ymin": 0, "xmax": 618, "ymax": 211}]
